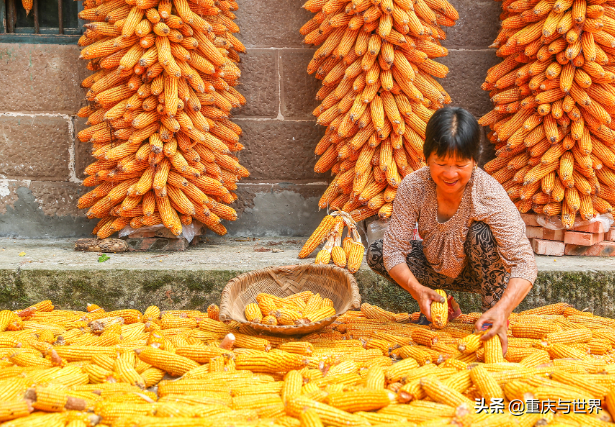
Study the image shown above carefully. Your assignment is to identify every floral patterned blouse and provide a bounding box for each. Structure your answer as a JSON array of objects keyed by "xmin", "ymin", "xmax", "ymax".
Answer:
[{"xmin": 383, "ymin": 166, "xmax": 537, "ymax": 284}]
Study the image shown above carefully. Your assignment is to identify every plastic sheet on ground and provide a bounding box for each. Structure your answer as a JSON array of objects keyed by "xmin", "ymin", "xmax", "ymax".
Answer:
[
  {"xmin": 536, "ymin": 213, "xmax": 614, "ymax": 231},
  {"xmin": 119, "ymin": 220, "xmax": 203, "ymax": 243}
]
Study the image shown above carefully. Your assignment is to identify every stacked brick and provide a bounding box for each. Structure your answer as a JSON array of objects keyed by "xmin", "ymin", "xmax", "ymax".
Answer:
[
  {"xmin": 74, "ymin": 0, "xmax": 247, "ymax": 239},
  {"xmin": 523, "ymin": 213, "xmax": 615, "ymax": 256},
  {"xmin": 299, "ymin": 0, "xmax": 459, "ymax": 264},
  {"xmin": 480, "ymin": 0, "xmax": 615, "ymax": 229}
]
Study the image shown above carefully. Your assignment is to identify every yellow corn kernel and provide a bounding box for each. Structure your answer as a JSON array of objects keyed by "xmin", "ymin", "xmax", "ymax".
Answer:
[
  {"xmin": 430, "ymin": 290, "xmax": 448, "ymax": 329},
  {"xmin": 244, "ymin": 303, "xmax": 263, "ymax": 323}
]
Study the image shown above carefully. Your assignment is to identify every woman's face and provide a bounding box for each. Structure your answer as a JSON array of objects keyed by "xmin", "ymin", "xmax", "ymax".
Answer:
[{"xmin": 427, "ymin": 152, "xmax": 475, "ymax": 196}]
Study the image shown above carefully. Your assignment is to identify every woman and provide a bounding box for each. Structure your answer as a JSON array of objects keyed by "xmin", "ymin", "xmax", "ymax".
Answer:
[{"xmin": 366, "ymin": 107, "xmax": 537, "ymax": 354}]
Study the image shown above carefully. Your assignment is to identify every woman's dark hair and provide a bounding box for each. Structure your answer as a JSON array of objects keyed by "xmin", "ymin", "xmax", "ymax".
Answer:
[{"xmin": 423, "ymin": 107, "xmax": 481, "ymax": 162}]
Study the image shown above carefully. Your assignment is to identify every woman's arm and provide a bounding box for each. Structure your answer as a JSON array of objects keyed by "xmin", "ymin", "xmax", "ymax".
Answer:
[
  {"xmin": 388, "ymin": 264, "xmax": 446, "ymax": 322},
  {"xmin": 475, "ymin": 277, "xmax": 533, "ymax": 355},
  {"xmin": 477, "ymin": 173, "xmax": 538, "ymax": 287},
  {"xmin": 472, "ymin": 174, "xmax": 538, "ymax": 354},
  {"xmin": 383, "ymin": 172, "xmax": 444, "ymax": 319}
]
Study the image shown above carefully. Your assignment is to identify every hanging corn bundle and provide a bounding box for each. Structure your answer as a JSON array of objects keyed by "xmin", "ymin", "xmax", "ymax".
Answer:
[
  {"xmin": 75, "ymin": 0, "xmax": 247, "ymax": 238},
  {"xmin": 22, "ymin": 0, "xmax": 32, "ymax": 16},
  {"xmin": 480, "ymin": 0, "xmax": 615, "ymax": 228},
  {"xmin": 298, "ymin": 0, "xmax": 459, "ymax": 268},
  {"xmin": 304, "ymin": 210, "xmax": 365, "ymax": 273}
]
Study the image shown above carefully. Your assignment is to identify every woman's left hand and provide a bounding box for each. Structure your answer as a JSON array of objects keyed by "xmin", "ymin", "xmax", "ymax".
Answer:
[{"xmin": 475, "ymin": 305, "xmax": 509, "ymax": 356}]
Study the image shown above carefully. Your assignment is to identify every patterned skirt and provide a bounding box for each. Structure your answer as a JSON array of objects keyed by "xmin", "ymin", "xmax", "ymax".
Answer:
[{"xmin": 366, "ymin": 221, "xmax": 510, "ymax": 312}]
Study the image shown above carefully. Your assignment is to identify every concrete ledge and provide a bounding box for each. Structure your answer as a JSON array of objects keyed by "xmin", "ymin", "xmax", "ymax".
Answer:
[{"xmin": 0, "ymin": 238, "xmax": 614, "ymax": 316}]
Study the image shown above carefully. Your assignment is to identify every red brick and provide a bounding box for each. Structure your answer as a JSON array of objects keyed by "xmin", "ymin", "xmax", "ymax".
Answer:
[
  {"xmin": 605, "ymin": 227, "xmax": 615, "ymax": 242},
  {"xmin": 565, "ymin": 242, "xmax": 615, "ymax": 256},
  {"xmin": 572, "ymin": 221, "xmax": 605, "ymax": 234},
  {"xmin": 521, "ymin": 213, "xmax": 540, "ymax": 227},
  {"xmin": 563, "ymin": 231, "xmax": 604, "ymax": 246},
  {"xmin": 525, "ymin": 226, "xmax": 544, "ymax": 240},
  {"xmin": 532, "ymin": 239, "xmax": 565, "ymax": 256},
  {"xmin": 542, "ymin": 228, "xmax": 565, "ymax": 241},
  {"xmin": 0, "ymin": 116, "xmax": 71, "ymax": 180}
]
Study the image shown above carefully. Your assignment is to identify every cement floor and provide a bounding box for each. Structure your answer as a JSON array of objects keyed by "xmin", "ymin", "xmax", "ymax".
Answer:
[
  {"xmin": 0, "ymin": 237, "xmax": 614, "ymax": 316},
  {"xmin": 2, "ymin": 237, "xmax": 615, "ymax": 273}
]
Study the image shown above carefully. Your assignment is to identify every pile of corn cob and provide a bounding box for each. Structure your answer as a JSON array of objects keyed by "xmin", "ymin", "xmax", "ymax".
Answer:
[
  {"xmin": 480, "ymin": 0, "xmax": 615, "ymax": 228},
  {"xmin": 299, "ymin": 211, "xmax": 366, "ymax": 273},
  {"xmin": 0, "ymin": 299, "xmax": 614, "ymax": 426},
  {"xmin": 298, "ymin": 0, "xmax": 458, "ymax": 267},
  {"xmin": 245, "ymin": 292, "xmax": 337, "ymax": 327},
  {"xmin": 75, "ymin": 0, "xmax": 247, "ymax": 238}
]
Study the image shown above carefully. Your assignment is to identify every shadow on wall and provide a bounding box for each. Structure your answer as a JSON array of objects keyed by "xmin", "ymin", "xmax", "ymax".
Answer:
[
  {"xmin": 0, "ymin": 187, "xmax": 95, "ymax": 238},
  {"xmin": 224, "ymin": 187, "xmax": 327, "ymax": 237}
]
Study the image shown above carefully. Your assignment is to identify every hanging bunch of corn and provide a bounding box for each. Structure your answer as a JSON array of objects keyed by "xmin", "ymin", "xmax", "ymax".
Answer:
[
  {"xmin": 75, "ymin": 0, "xmax": 247, "ymax": 238},
  {"xmin": 307, "ymin": 210, "xmax": 365, "ymax": 273},
  {"xmin": 298, "ymin": 0, "xmax": 459, "ymax": 264},
  {"xmin": 480, "ymin": 0, "xmax": 615, "ymax": 228},
  {"xmin": 21, "ymin": 0, "xmax": 32, "ymax": 16}
]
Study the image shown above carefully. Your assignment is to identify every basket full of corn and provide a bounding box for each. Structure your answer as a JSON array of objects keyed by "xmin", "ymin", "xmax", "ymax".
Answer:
[{"xmin": 219, "ymin": 264, "xmax": 361, "ymax": 336}]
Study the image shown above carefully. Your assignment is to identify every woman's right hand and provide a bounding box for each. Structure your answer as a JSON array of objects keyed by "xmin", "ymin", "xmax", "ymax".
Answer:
[
  {"xmin": 409, "ymin": 283, "xmax": 446, "ymax": 322},
  {"xmin": 388, "ymin": 264, "xmax": 442, "ymax": 321}
]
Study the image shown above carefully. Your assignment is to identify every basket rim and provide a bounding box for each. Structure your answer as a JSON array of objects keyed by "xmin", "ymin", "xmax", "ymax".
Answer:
[{"xmin": 218, "ymin": 263, "xmax": 361, "ymax": 331}]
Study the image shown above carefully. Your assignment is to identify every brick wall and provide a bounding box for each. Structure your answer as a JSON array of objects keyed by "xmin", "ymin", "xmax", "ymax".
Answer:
[
  {"xmin": 0, "ymin": 0, "xmax": 501, "ymax": 238},
  {"xmin": 0, "ymin": 43, "xmax": 95, "ymax": 237}
]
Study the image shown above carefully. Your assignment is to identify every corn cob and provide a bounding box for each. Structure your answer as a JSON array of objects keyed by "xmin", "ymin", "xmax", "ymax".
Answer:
[
  {"xmin": 306, "ymin": 306, "xmax": 336, "ymax": 323},
  {"xmin": 347, "ymin": 241, "xmax": 365, "ymax": 274},
  {"xmin": 300, "ymin": 409, "xmax": 325, "ymax": 427},
  {"xmin": 457, "ymin": 333, "xmax": 481, "ymax": 354},
  {"xmin": 136, "ymin": 347, "xmax": 199, "ymax": 376},
  {"xmin": 281, "ymin": 370, "xmax": 302, "ymax": 403},
  {"xmin": 469, "ymin": 365, "xmax": 505, "ymax": 405},
  {"xmin": 27, "ymin": 387, "xmax": 88, "ymax": 412},
  {"xmin": 326, "ymin": 390, "xmax": 394, "ymax": 412},
  {"xmin": 430, "ymin": 290, "xmax": 448, "ymax": 329},
  {"xmin": 286, "ymin": 396, "xmax": 369, "ymax": 427},
  {"xmin": 483, "ymin": 335, "xmax": 505, "ymax": 364},
  {"xmin": 299, "ymin": 215, "xmax": 337, "ymax": 259},
  {"xmin": 244, "ymin": 303, "xmax": 263, "ymax": 323},
  {"xmin": 361, "ymin": 303, "xmax": 396, "ymax": 322},
  {"xmin": 276, "ymin": 342, "xmax": 313, "ymax": 357},
  {"xmin": 0, "ymin": 400, "xmax": 33, "ymax": 422},
  {"xmin": 420, "ymin": 375, "xmax": 474, "ymax": 407}
]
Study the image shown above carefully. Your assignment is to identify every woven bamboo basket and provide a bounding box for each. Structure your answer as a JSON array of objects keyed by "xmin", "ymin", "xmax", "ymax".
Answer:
[{"xmin": 219, "ymin": 264, "xmax": 361, "ymax": 336}]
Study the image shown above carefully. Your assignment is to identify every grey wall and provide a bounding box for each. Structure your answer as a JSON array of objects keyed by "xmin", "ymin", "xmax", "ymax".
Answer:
[{"xmin": 0, "ymin": 0, "xmax": 501, "ymax": 238}]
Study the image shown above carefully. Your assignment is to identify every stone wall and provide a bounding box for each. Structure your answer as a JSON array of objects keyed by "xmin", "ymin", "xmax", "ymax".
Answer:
[{"xmin": 0, "ymin": 0, "xmax": 501, "ymax": 238}]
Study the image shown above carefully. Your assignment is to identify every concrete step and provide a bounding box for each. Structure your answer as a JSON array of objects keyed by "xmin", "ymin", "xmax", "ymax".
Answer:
[{"xmin": 0, "ymin": 238, "xmax": 614, "ymax": 316}]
